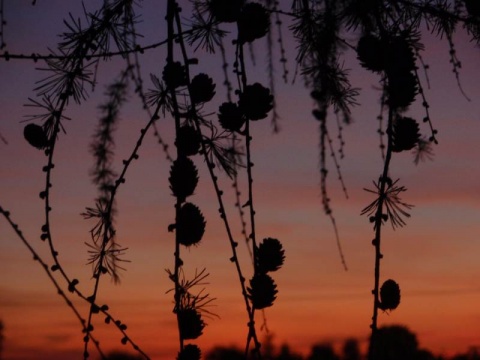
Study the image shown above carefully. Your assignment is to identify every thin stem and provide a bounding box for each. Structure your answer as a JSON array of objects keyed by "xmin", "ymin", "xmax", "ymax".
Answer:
[
  {"xmin": 232, "ymin": 161, "xmax": 253, "ymax": 259},
  {"xmin": 175, "ymin": 10, "xmax": 261, "ymax": 349},
  {"xmin": 244, "ymin": 119, "xmax": 262, "ymax": 358},
  {"xmin": 169, "ymin": 3, "xmax": 262, "ymax": 354},
  {"xmin": 6, "ymin": 157, "xmax": 150, "ymax": 360},
  {"xmin": 237, "ymin": 33, "xmax": 263, "ymax": 359},
  {"xmin": 166, "ymin": 0, "xmax": 185, "ymax": 351},
  {"xmin": 83, "ymin": 100, "xmax": 162, "ymax": 359},
  {"xmin": 196, "ymin": 131, "xmax": 262, "ymax": 356},
  {"xmin": 0, "ymin": 206, "xmax": 105, "ymax": 359},
  {"xmin": 0, "ymin": 29, "xmax": 201, "ymax": 63},
  {"xmin": 24, "ymin": 3, "xmax": 147, "ymax": 356},
  {"xmin": 244, "ymin": 120, "xmax": 258, "ymax": 270},
  {"xmin": 368, "ymin": 106, "xmax": 394, "ymax": 359}
]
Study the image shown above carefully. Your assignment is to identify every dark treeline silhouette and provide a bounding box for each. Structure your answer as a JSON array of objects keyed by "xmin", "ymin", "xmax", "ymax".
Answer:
[
  {"xmin": 0, "ymin": 320, "xmax": 3, "ymax": 359},
  {"xmin": 199, "ymin": 325, "xmax": 479, "ymax": 360},
  {"xmin": 105, "ymin": 351, "xmax": 143, "ymax": 360},
  {"xmin": 0, "ymin": 319, "xmax": 3, "ymax": 360}
]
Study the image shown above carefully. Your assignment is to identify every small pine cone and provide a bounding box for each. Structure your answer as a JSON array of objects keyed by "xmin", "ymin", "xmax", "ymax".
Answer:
[
  {"xmin": 177, "ymin": 344, "xmax": 201, "ymax": 360},
  {"xmin": 465, "ymin": 0, "xmax": 480, "ymax": 17},
  {"xmin": 312, "ymin": 108, "xmax": 326, "ymax": 121},
  {"xmin": 163, "ymin": 61, "xmax": 188, "ymax": 89},
  {"xmin": 169, "ymin": 157, "xmax": 199, "ymax": 202},
  {"xmin": 190, "ymin": 73, "xmax": 216, "ymax": 104},
  {"xmin": 218, "ymin": 102, "xmax": 245, "ymax": 132},
  {"xmin": 386, "ymin": 35, "xmax": 416, "ymax": 74},
  {"xmin": 391, "ymin": 116, "xmax": 420, "ymax": 152},
  {"xmin": 209, "ymin": 0, "xmax": 244, "ymax": 23},
  {"xmin": 237, "ymin": 3, "xmax": 270, "ymax": 44},
  {"xmin": 239, "ymin": 83, "xmax": 273, "ymax": 121},
  {"xmin": 178, "ymin": 308, "xmax": 205, "ymax": 340},
  {"xmin": 177, "ymin": 203, "xmax": 206, "ymax": 247},
  {"xmin": 379, "ymin": 279, "xmax": 401, "ymax": 311},
  {"xmin": 357, "ymin": 34, "xmax": 385, "ymax": 72},
  {"xmin": 24, "ymin": 123, "xmax": 48, "ymax": 149},
  {"xmin": 176, "ymin": 125, "xmax": 201, "ymax": 157},
  {"xmin": 257, "ymin": 238, "xmax": 285, "ymax": 273},
  {"xmin": 387, "ymin": 70, "xmax": 418, "ymax": 109},
  {"xmin": 248, "ymin": 273, "xmax": 278, "ymax": 309}
]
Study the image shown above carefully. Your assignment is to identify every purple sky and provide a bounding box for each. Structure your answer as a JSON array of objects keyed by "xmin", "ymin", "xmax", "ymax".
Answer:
[{"xmin": 1, "ymin": 1, "xmax": 480, "ymax": 359}]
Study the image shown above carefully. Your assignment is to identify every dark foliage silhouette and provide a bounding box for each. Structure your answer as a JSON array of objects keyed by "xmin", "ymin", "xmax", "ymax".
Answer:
[
  {"xmin": 206, "ymin": 346, "xmax": 245, "ymax": 360},
  {"xmin": 276, "ymin": 345, "xmax": 304, "ymax": 360},
  {"xmin": 368, "ymin": 325, "xmax": 419, "ymax": 360},
  {"xmin": 0, "ymin": 320, "xmax": 3, "ymax": 360},
  {"xmin": 451, "ymin": 350, "xmax": 480, "ymax": 360},
  {"xmin": 342, "ymin": 339, "xmax": 361, "ymax": 360},
  {"xmin": 106, "ymin": 351, "xmax": 143, "ymax": 360},
  {"xmin": 205, "ymin": 328, "xmax": 466, "ymax": 360},
  {"xmin": 307, "ymin": 343, "xmax": 340, "ymax": 360}
]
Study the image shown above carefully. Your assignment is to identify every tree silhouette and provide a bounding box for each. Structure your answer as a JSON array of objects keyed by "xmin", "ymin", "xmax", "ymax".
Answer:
[
  {"xmin": 307, "ymin": 343, "xmax": 340, "ymax": 360},
  {"xmin": 276, "ymin": 344, "xmax": 303, "ymax": 360},
  {"xmin": 416, "ymin": 349, "xmax": 440, "ymax": 360},
  {"xmin": 0, "ymin": 320, "xmax": 3, "ymax": 360},
  {"xmin": 0, "ymin": 0, "xmax": 479, "ymax": 359},
  {"xmin": 451, "ymin": 348, "xmax": 480, "ymax": 360},
  {"xmin": 368, "ymin": 325, "xmax": 419, "ymax": 360},
  {"xmin": 204, "ymin": 330, "xmax": 473, "ymax": 360},
  {"xmin": 342, "ymin": 338, "xmax": 361, "ymax": 360},
  {"xmin": 106, "ymin": 351, "xmax": 143, "ymax": 360},
  {"xmin": 206, "ymin": 346, "xmax": 245, "ymax": 360}
]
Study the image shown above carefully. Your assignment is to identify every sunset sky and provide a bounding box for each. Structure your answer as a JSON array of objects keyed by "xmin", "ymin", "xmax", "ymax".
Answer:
[{"xmin": 1, "ymin": 1, "xmax": 480, "ymax": 359}]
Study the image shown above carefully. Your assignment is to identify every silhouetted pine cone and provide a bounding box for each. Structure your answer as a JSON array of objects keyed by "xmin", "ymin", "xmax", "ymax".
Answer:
[
  {"xmin": 24, "ymin": 123, "xmax": 48, "ymax": 149},
  {"xmin": 257, "ymin": 238, "xmax": 285, "ymax": 273},
  {"xmin": 465, "ymin": 0, "xmax": 480, "ymax": 17},
  {"xmin": 177, "ymin": 203, "xmax": 206, "ymax": 247},
  {"xmin": 237, "ymin": 3, "xmax": 270, "ymax": 44},
  {"xmin": 387, "ymin": 70, "xmax": 418, "ymax": 109},
  {"xmin": 178, "ymin": 308, "xmax": 205, "ymax": 340},
  {"xmin": 169, "ymin": 157, "xmax": 199, "ymax": 202},
  {"xmin": 379, "ymin": 279, "xmax": 401, "ymax": 311},
  {"xmin": 163, "ymin": 61, "xmax": 188, "ymax": 89},
  {"xmin": 391, "ymin": 116, "xmax": 420, "ymax": 152},
  {"xmin": 312, "ymin": 108, "xmax": 327, "ymax": 121},
  {"xmin": 248, "ymin": 273, "xmax": 278, "ymax": 309},
  {"xmin": 176, "ymin": 125, "xmax": 201, "ymax": 157},
  {"xmin": 190, "ymin": 73, "xmax": 216, "ymax": 104},
  {"xmin": 218, "ymin": 102, "xmax": 245, "ymax": 132},
  {"xmin": 386, "ymin": 35, "xmax": 416, "ymax": 74},
  {"xmin": 239, "ymin": 83, "xmax": 273, "ymax": 120},
  {"xmin": 209, "ymin": 0, "xmax": 244, "ymax": 22},
  {"xmin": 357, "ymin": 34, "xmax": 385, "ymax": 72},
  {"xmin": 177, "ymin": 344, "xmax": 201, "ymax": 360}
]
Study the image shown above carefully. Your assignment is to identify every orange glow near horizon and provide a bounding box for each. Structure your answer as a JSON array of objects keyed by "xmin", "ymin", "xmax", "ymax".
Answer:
[{"xmin": 1, "ymin": 1, "xmax": 480, "ymax": 360}]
